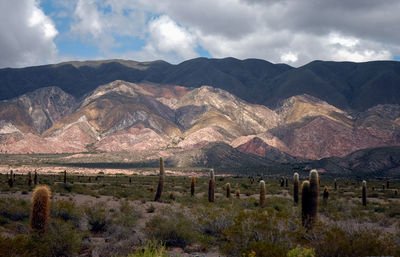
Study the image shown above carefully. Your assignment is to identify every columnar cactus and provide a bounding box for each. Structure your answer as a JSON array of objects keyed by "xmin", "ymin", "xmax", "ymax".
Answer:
[
  {"xmin": 386, "ymin": 180, "xmax": 390, "ymax": 189},
  {"xmin": 280, "ymin": 177, "xmax": 284, "ymax": 187},
  {"xmin": 323, "ymin": 186, "xmax": 329, "ymax": 202},
  {"xmin": 190, "ymin": 176, "xmax": 196, "ymax": 197},
  {"xmin": 34, "ymin": 170, "xmax": 38, "ymax": 185},
  {"xmin": 259, "ymin": 180, "xmax": 266, "ymax": 207},
  {"xmin": 30, "ymin": 185, "xmax": 51, "ymax": 232},
  {"xmin": 293, "ymin": 173, "xmax": 299, "ymax": 204},
  {"xmin": 8, "ymin": 170, "xmax": 14, "ymax": 187},
  {"xmin": 334, "ymin": 179, "xmax": 337, "ymax": 191},
  {"xmin": 208, "ymin": 169, "xmax": 215, "ymax": 203},
  {"xmin": 28, "ymin": 171, "xmax": 32, "ymax": 187},
  {"xmin": 285, "ymin": 178, "xmax": 288, "ymax": 188},
  {"xmin": 226, "ymin": 183, "xmax": 231, "ymax": 198},
  {"xmin": 154, "ymin": 157, "xmax": 165, "ymax": 201},
  {"xmin": 301, "ymin": 180, "xmax": 311, "ymax": 229},
  {"xmin": 63, "ymin": 170, "xmax": 67, "ymax": 184},
  {"xmin": 301, "ymin": 169, "xmax": 319, "ymax": 230},
  {"xmin": 362, "ymin": 180, "xmax": 367, "ymax": 206}
]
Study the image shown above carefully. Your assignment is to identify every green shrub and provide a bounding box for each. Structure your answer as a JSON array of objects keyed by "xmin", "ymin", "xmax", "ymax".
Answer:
[
  {"xmin": 85, "ymin": 205, "xmax": 110, "ymax": 233},
  {"xmin": 144, "ymin": 208, "xmax": 197, "ymax": 248},
  {"xmin": 287, "ymin": 247, "xmax": 315, "ymax": 257},
  {"xmin": 221, "ymin": 209, "xmax": 294, "ymax": 257},
  {"xmin": 51, "ymin": 200, "xmax": 81, "ymax": 227},
  {"xmin": 0, "ymin": 198, "xmax": 30, "ymax": 222},
  {"xmin": 127, "ymin": 241, "xmax": 167, "ymax": 257}
]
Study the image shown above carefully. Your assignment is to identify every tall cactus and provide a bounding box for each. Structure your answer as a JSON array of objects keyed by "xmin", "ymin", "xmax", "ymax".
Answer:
[
  {"xmin": 362, "ymin": 180, "xmax": 367, "ymax": 206},
  {"xmin": 208, "ymin": 169, "xmax": 215, "ymax": 203},
  {"xmin": 259, "ymin": 180, "xmax": 266, "ymax": 207},
  {"xmin": 293, "ymin": 173, "xmax": 299, "ymax": 204},
  {"xmin": 8, "ymin": 170, "xmax": 14, "ymax": 187},
  {"xmin": 190, "ymin": 176, "xmax": 196, "ymax": 197},
  {"xmin": 301, "ymin": 169, "xmax": 319, "ymax": 230},
  {"xmin": 280, "ymin": 177, "xmax": 284, "ymax": 187},
  {"xmin": 386, "ymin": 180, "xmax": 390, "ymax": 189},
  {"xmin": 28, "ymin": 171, "xmax": 32, "ymax": 187},
  {"xmin": 34, "ymin": 170, "xmax": 38, "ymax": 185},
  {"xmin": 63, "ymin": 170, "xmax": 67, "ymax": 184},
  {"xmin": 226, "ymin": 183, "xmax": 231, "ymax": 198},
  {"xmin": 154, "ymin": 157, "xmax": 165, "ymax": 202},
  {"xmin": 334, "ymin": 179, "xmax": 337, "ymax": 191},
  {"xmin": 30, "ymin": 185, "xmax": 51, "ymax": 232}
]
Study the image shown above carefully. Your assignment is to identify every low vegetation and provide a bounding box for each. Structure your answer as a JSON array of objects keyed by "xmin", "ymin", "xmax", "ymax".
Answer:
[{"xmin": 0, "ymin": 168, "xmax": 399, "ymax": 256}]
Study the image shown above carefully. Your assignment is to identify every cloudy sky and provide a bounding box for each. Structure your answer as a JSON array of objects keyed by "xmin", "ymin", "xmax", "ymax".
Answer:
[{"xmin": 1, "ymin": 0, "xmax": 400, "ymax": 68}]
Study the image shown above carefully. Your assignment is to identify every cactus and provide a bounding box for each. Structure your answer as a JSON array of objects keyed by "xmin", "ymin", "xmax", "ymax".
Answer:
[
  {"xmin": 208, "ymin": 169, "xmax": 215, "ymax": 203},
  {"xmin": 293, "ymin": 173, "xmax": 299, "ymax": 204},
  {"xmin": 382, "ymin": 184, "xmax": 385, "ymax": 190},
  {"xmin": 386, "ymin": 180, "xmax": 390, "ymax": 189},
  {"xmin": 334, "ymin": 179, "xmax": 337, "ymax": 191},
  {"xmin": 323, "ymin": 186, "xmax": 329, "ymax": 203},
  {"xmin": 362, "ymin": 180, "xmax": 367, "ymax": 206},
  {"xmin": 129, "ymin": 177, "xmax": 131, "ymax": 184},
  {"xmin": 34, "ymin": 170, "xmax": 38, "ymax": 185},
  {"xmin": 285, "ymin": 178, "xmax": 288, "ymax": 188},
  {"xmin": 301, "ymin": 169, "xmax": 319, "ymax": 230},
  {"xmin": 63, "ymin": 170, "xmax": 67, "ymax": 184},
  {"xmin": 395, "ymin": 189, "xmax": 398, "ymax": 196},
  {"xmin": 226, "ymin": 183, "xmax": 231, "ymax": 198},
  {"xmin": 280, "ymin": 177, "xmax": 284, "ymax": 187},
  {"xmin": 235, "ymin": 189, "xmax": 240, "ymax": 198},
  {"xmin": 8, "ymin": 170, "xmax": 14, "ymax": 187},
  {"xmin": 259, "ymin": 180, "xmax": 266, "ymax": 207},
  {"xmin": 154, "ymin": 157, "xmax": 165, "ymax": 201},
  {"xmin": 30, "ymin": 185, "xmax": 51, "ymax": 232},
  {"xmin": 169, "ymin": 192, "xmax": 175, "ymax": 200},
  {"xmin": 190, "ymin": 176, "xmax": 196, "ymax": 197},
  {"xmin": 28, "ymin": 171, "xmax": 32, "ymax": 187}
]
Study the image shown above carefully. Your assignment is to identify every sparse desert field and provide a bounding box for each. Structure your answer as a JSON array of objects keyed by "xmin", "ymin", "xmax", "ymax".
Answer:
[{"xmin": 0, "ymin": 163, "xmax": 399, "ymax": 257}]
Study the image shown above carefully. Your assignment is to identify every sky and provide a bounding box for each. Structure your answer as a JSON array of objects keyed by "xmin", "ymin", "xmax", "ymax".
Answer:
[{"xmin": 1, "ymin": 0, "xmax": 400, "ymax": 68}]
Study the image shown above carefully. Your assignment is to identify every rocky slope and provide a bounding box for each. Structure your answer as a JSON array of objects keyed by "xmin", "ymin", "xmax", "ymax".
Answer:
[{"xmin": 0, "ymin": 80, "xmax": 400, "ymax": 164}]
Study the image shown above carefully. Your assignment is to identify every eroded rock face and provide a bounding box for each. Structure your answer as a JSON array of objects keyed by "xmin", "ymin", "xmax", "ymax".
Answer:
[{"xmin": 1, "ymin": 80, "xmax": 400, "ymax": 161}]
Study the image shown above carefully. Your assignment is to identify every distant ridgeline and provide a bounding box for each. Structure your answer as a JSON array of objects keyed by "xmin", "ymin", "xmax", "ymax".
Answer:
[{"xmin": 1, "ymin": 58, "xmax": 400, "ymax": 111}]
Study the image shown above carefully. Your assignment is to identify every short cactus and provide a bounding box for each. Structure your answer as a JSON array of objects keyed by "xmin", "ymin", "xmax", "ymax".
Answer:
[
  {"xmin": 293, "ymin": 173, "xmax": 299, "ymax": 204},
  {"xmin": 30, "ymin": 185, "xmax": 51, "ymax": 232},
  {"xmin": 190, "ymin": 176, "xmax": 196, "ymax": 197},
  {"xmin": 154, "ymin": 157, "xmax": 165, "ymax": 202},
  {"xmin": 226, "ymin": 183, "xmax": 231, "ymax": 198},
  {"xmin": 235, "ymin": 189, "xmax": 240, "ymax": 198},
  {"xmin": 208, "ymin": 169, "xmax": 215, "ymax": 203},
  {"xmin": 259, "ymin": 180, "xmax": 266, "ymax": 207},
  {"xmin": 362, "ymin": 180, "xmax": 367, "ymax": 206},
  {"xmin": 323, "ymin": 186, "xmax": 329, "ymax": 202}
]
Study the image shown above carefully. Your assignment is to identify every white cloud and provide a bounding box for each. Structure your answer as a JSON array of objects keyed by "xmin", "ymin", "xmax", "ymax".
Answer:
[
  {"xmin": 281, "ymin": 52, "xmax": 298, "ymax": 63},
  {"xmin": 144, "ymin": 15, "xmax": 198, "ymax": 61},
  {"xmin": 0, "ymin": 0, "xmax": 58, "ymax": 68}
]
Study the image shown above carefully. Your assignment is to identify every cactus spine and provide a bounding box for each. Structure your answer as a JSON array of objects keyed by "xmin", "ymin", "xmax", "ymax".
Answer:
[
  {"xmin": 226, "ymin": 183, "xmax": 231, "ymax": 198},
  {"xmin": 34, "ymin": 170, "xmax": 38, "ymax": 185},
  {"xmin": 259, "ymin": 180, "xmax": 266, "ymax": 207},
  {"xmin": 154, "ymin": 157, "xmax": 165, "ymax": 201},
  {"xmin": 362, "ymin": 180, "xmax": 367, "ymax": 206},
  {"xmin": 293, "ymin": 173, "xmax": 299, "ymax": 204},
  {"xmin": 208, "ymin": 169, "xmax": 215, "ymax": 203},
  {"xmin": 190, "ymin": 176, "xmax": 196, "ymax": 197},
  {"xmin": 30, "ymin": 185, "xmax": 51, "ymax": 232}
]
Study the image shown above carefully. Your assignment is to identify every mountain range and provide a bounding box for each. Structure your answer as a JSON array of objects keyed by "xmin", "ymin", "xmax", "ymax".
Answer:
[{"xmin": 1, "ymin": 58, "xmax": 400, "ymax": 176}]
